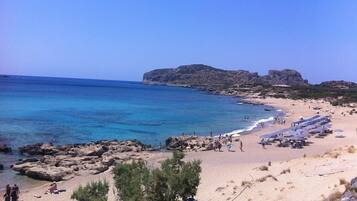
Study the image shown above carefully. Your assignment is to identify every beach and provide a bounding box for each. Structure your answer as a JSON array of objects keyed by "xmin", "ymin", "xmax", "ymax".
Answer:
[{"xmin": 3, "ymin": 97, "xmax": 357, "ymax": 201}]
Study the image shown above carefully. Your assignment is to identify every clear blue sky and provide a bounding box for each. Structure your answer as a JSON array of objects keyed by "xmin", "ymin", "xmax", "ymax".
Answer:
[{"xmin": 0, "ymin": 0, "xmax": 356, "ymax": 83}]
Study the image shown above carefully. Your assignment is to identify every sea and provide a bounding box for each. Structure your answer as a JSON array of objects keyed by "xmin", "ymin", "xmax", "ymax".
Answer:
[{"xmin": 0, "ymin": 75, "xmax": 278, "ymax": 189}]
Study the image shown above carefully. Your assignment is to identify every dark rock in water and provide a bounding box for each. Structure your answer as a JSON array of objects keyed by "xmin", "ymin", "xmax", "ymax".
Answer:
[
  {"xmin": 19, "ymin": 143, "xmax": 58, "ymax": 156},
  {"xmin": 0, "ymin": 163, "xmax": 4, "ymax": 170},
  {"xmin": 0, "ymin": 144, "xmax": 12, "ymax": 153}
]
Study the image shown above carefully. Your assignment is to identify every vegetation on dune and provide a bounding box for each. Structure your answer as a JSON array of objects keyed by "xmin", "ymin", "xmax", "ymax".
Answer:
[
  {"xmin": 113, "ymin": 151, "xmax": 201, "ymax": 201},
  {"xmin": 287, "ymin": 85, "xmax": 357, "ymax": 106},
  {"xmin": 71, "ymin": 180, "xmax": 109, "ymax": 201}
]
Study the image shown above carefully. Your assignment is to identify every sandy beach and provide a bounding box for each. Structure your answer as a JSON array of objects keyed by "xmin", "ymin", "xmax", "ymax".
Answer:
[{"xmin": 4, "ymin": 97, "xmax": 357, "ymax": 201}]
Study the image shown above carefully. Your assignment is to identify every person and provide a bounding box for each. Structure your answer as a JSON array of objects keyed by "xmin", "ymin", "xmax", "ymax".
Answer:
[
  {"xmin": 227, "ymin": 137, "xmax": 234, "ymax": 152},
  {"xmin": 239, "ymin": 139, "xmax": 244, "ymax": 152},
  {"xmin": 261, "ymin": 139, "xmax": 266, "ymax": 149},
  {"xmin": 10, "ymin": 184, "xmax": 19, "ymax": 201},
  {"xmin": 3, "ymin": 184, "xmax": 11, "ymax": 201},
  {"xmin": 47, "ymin": 182, "xmax": 58, "ymax": 194},
  {"xmin": 217, "ymin": 140, "xmax": 222, "ymax": 152}
]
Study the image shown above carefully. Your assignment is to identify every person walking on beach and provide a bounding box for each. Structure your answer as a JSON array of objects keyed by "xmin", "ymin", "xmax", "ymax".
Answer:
[
  {"xmin": 3, "ymin": 184, "xmax": 11, "ymax": 201},
  {"xmin": 239, "ymin": 139, "xmax": 244, "ymax": 152}
]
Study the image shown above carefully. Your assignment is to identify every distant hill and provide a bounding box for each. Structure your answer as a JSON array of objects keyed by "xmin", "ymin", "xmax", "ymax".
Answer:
[
  {"xmin": 143, "ymin": 64, "xmax": 357, "ymax": 106},
  {"xmin": 319, "ymin": 80, "xmax": 357, "ymax": 89},
  {"xmin": 143, "ymin": 64, "xmax": 308, "ymax": 87}
]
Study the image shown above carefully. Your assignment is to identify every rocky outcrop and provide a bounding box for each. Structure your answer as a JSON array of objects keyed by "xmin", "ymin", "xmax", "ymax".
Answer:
[
  {"xmin": 143, "ymin": 64, "xmax": 308, "ymax": 88},
  {"xmin": 262, "ymin": 69, "xmax": 308, "ymax": 86},
  {"xmin": 0, "ymin": 144, "xmax": 12, "ymax": 153},
  {"xmin": 12, "ymin": 140, "xmax": 153, "ymax": 181},
  {"xmin": 19, "ymin": 143, "xmax": 57, "ymax": 155},
  {"xmin": 165, "ymin": 135, "xmax": 215, "ymax": 151}
]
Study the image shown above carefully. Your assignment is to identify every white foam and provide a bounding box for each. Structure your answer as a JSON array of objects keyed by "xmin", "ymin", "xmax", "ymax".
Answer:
[{"xmin": 222, "ymin": 116, "xmax": 275, "ymax": 136}]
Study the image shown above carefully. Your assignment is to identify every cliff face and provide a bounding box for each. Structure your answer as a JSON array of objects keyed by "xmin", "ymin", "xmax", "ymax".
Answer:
[{"xmin": 143, "ymin": 64, "xmax": 308, "ymax": 87}]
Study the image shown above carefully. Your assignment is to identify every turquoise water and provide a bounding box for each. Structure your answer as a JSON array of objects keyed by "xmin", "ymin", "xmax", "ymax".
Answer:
[{"xmin": 0, "ymin": 75, "xmax": 276, "ymax": 187}]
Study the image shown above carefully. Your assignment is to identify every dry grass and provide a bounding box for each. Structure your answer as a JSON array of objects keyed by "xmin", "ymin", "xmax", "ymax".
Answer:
[
  {"xmin": 256, "ymin": 175, "xmax": 278, "ymax": 183},
  {"xmin": 322, "ymin": 191, "xmax": 342, "ymax": 201},
  {"xmin": 241, "ymin": 180, "xmax": 253, "ymax": 187},
  {"xmin": 325, "ymin": 151, "xmax": 341, "ymax": 158},
  {"xmin": 258, "ymin": 165, "xmax": 269, "ymax": 171},
  {"xmin": 347, "ymin": 145, "xmax": 356, "ymax": 153},
  {"xmin": 280, "ymin": 168, "xmax": 291, "ymax": 175},
  {"xmin": 339, "ymin": 178, "xmax": 348, "ymax": 185}
]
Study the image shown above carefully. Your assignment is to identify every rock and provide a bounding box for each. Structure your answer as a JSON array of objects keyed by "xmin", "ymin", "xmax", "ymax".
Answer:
[
  {"xmin": 0, "ymin": 144, "xmax": 12, "ymax": 153},
  {"xmin": 0, "ymin": 163, "xmax": 4, "ymax": 170},
  {"xmin": 77, "ymin": 145, "xmax": 108, "ymax": 157},
  {"xmin": 165, "ymin": 135, "xmax": 213, "ymax": 151},
  {"xmin": 16, "ymin": 158, "xmax": 39, "ymax": 165},
  {"xmin": 12, "ymin": 140, "xmax": 151, "ymax": 181},
  {"xmin": 25, "ymin": 166, "xmax": 73, "ymax": 181},
  {"xmin": 19, "ymin": 143, "xmax": 57, "ymax": 155},
  {"xmin": 261, "ymin": 69, "xmax": 308, "ymax": 86}
]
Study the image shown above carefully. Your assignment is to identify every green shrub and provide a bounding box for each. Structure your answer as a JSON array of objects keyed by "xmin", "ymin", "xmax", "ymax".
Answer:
[
  {"xmin": 71, "ymin": 180, "xmax": 109, "ymax": 201},
  {"xmin": 112, "ymin": 160, "xmax": 150, "ymax": 201},
  {"xmin": 113, "ymin": 151, "xmax": 201, "ymax": 201}
]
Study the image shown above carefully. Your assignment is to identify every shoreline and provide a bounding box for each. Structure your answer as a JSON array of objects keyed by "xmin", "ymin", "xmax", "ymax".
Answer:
[{"xmin": 3, "ymin": 97, "xmax": 357, "ymax": 201}]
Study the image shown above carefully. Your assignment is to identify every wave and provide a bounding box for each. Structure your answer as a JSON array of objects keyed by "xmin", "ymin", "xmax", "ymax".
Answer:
[{"xmin": 222, "ymin": 116, "xmax": 275, "ymax": 137}]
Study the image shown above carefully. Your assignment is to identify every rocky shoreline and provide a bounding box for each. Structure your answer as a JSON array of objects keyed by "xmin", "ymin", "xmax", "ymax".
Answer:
[
  {"xmin": 4, "ymin": 135, "xmax": 221, "ymax": 182},
  {"xmin": 10, "ymin": 140, "xmax": 156, "ymax": 181}
]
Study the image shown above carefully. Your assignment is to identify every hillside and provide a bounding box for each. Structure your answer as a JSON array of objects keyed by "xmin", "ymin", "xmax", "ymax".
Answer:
[
  {"xmin": 143, "ymin": 64, "xmax": 357, "ymax": 106},
  {"xmin": 143, "ymin": 64, "xmax": 308, "ymax": 87}
]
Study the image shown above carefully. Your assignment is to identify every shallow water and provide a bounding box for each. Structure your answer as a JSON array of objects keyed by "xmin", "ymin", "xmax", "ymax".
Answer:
[{"xmin": 0, "ymin": 75, "xmax": 276, "ymax": 188}]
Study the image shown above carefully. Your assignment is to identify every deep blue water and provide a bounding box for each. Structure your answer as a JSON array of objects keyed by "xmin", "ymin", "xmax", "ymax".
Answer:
[{"xmin": 0, "ymin": 75, "xmax": 276, "ymax": 187}]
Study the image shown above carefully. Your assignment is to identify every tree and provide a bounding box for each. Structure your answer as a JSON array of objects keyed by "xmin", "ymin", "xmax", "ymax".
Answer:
[
  {"xmin": 113, "ymin": 151, "xmax": 201, "ymax": 201},
  {"xmin": 71, "ymin": 180, "xmax": 109, "ymax": 201}
]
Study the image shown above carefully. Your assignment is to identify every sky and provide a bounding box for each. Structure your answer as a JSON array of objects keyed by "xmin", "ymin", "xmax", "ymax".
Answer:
[{"xmin": 0, "ymin": 0, "xmax": 356, "ymax": 83}]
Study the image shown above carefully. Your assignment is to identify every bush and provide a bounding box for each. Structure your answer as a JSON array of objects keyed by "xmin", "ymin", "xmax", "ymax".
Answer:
[
  {"xmin": 71, "ymin": 180, "xmax": 109, "ymax": 201},
  {"xmin": 113, "ymin": 151, "xmax": 201, "ymax": 201},
  {"xmin": 112, "ymin": 160, "xmax": 150, "ymax": 201}
]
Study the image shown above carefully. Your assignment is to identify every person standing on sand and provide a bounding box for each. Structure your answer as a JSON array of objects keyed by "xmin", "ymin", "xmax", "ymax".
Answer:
[
  {"xmin": 239, "ymin": 139, "xmax": 244, "ymax": 152},
  {"xmin": 3, "ymin": 184, "xmax": 11, "ymax": 201},
  {"xmin": 10, "ymin": 184, "xmax": 19, "ymax": 201}
]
